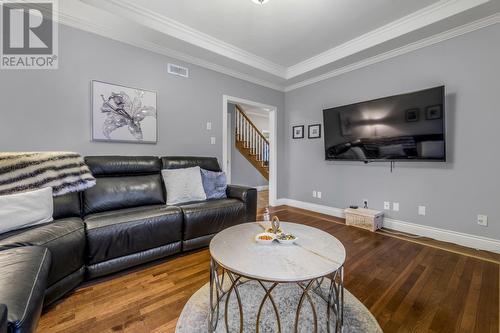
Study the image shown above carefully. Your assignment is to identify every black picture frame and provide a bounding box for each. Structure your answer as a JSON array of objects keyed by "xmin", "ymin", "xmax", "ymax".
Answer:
[
  {"xmin": 405, "ymin": 108, "xmax": 419, "ymax": 122},
  {"xmin": 308, "ymin": 124, "xmax": 322, "ymax": 139},
  {"xmin": 292, "ymin": 125, "xmax": 304, "ymax": 139},
  {"xmin": 426, "ymin": 104, "xmax": 443, "ymax": 120}
]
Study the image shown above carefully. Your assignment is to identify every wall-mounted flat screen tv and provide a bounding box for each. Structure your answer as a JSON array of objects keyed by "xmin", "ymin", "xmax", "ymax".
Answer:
[{"xmin": 323, "ymin": 86, "xmax": 445, "ymax": 162}]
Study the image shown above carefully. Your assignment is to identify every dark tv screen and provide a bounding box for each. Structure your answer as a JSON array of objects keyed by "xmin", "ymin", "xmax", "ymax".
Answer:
[{"xmin": 323, "ymin": 86, "xmax": 445, "ymax": 162}]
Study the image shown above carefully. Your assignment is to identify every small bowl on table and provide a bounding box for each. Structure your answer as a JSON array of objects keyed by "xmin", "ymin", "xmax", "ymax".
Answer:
[
  {"xmin": 255, "ymin": 233, "xmax": 276, "ymax": 245},
  {"xmin": 276, "ymin": 233, "xmax": 298, "ymax": 245}
]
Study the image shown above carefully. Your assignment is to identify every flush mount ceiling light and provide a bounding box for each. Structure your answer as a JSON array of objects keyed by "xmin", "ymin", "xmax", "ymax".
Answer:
[{"xmin": 251, "ymin": 0, "xmax": 270, "ymax": 4}]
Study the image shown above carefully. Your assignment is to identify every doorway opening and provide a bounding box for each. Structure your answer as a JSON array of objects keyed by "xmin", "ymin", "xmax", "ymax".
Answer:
[{"xmin": 222, "ymin": 95, "xmax": 277, "ymax": 207}]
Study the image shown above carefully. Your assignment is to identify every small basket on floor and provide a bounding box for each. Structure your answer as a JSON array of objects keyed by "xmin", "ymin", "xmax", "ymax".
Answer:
[{"xmin": 344, "ymin": 208, "xmax": 384, "ymax": 232}]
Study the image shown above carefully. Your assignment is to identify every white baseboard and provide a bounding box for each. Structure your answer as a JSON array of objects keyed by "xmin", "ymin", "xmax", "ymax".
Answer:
[
  {"xmin": 273, "ymin": 198, "xmax": 500, "ymax": 254},
  {"xmin": 274, "ymin": 198, "xmax": 345, "ymax": 218}
]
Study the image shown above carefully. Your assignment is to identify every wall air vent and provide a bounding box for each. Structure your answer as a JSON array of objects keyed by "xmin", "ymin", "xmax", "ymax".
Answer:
[{"xmin": 167, "ymin": 63, "xmax": 189, "ymax": 78}]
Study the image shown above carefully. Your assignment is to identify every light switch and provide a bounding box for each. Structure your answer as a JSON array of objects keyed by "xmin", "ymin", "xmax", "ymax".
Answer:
[
  {"xmin": 210, "ymin": 137, "xmax": 216, "ymax": 145},
  {"xmin": 393, "ymin": 202, "xmax": 400, "ymax": 211},
  {"xmin": 384, "ymin": 202, "xmax": 390, "ymax": 210},
  {"xmin": 317, "ymin": 191, "xmax": 322, "ymax": 199},
  {"xmin": 206, "ymin": 122, "xmax": 212, "ymax": 130},
  {"xmin": 418, "ymin": 206, "xmax": 426, "ymax": 216}
]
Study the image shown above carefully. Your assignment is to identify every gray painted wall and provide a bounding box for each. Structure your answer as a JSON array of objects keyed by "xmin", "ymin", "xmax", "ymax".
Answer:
[
  {"xmin": 228, "ymin": 104, "xmax": 268, "ymax": 188},
  {"xmin": 246, "ymin": 113, "xmax": 270, "ymax": 133},
  {"xmin": 284, "ymin": 23, "xmax": 500, "ymax": 239},
  {"xmin": 0, "ymin": 24, "xmax": 285, "ymax": 193}
]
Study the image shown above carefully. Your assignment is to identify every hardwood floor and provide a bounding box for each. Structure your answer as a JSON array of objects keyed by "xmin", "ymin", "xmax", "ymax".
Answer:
[{"xmin": 38, "ymin": 193, "xmax": 499, "ymax": 332}]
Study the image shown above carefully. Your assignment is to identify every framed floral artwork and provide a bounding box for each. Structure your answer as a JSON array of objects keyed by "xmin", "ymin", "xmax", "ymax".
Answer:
[{"xmin": 91, "ymin": 80, "xmax": 157, "ymax": 143}]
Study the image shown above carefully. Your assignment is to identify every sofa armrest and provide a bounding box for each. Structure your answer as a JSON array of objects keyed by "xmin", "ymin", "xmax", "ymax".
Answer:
[
  {"xmin": 0, "ymin": 247, "xmax": 51, "ymax": 333},
  {"xmin": 226, "ymin": 185, "xmax": 257, "ymax": 222},
  {"xmin": 0, "ymin": 304, "xmax": 7, "ymax": 333}
]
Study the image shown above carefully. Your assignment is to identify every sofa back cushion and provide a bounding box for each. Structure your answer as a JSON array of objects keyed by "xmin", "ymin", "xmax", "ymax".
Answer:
[
  {"xmin": 83, "ymin": 156, "xmax": 164, "ymax": 215},
  {"xmin": 53, "ymin": 192, "xmax": 81, "ymax": 219},
  {"xmin": 161, "ymin": 156, "xmax": 221, "ymax": 172}
]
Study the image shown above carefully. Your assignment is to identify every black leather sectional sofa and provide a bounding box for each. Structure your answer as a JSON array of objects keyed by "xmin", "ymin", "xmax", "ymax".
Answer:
[{"xmin": 0, "ymin": 156, "xmax": 257, "ymax": 333}]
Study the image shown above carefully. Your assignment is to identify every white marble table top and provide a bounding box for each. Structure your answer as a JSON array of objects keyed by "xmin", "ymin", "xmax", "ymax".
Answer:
[{"xmin": 209, "ymin": 222, "xmax": 346, "ymax": 282}]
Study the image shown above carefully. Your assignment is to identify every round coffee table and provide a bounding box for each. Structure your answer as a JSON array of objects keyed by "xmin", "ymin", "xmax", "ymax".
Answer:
[{"xmin": 209, "ymin": 222, "xmax": 346, "ymax": 333}]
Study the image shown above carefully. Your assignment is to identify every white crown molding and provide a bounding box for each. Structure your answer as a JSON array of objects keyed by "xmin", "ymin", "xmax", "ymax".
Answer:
[
  {"xmin": 285, "ymin": 0, "xmax": 490, "ymax": 79},
  {"xmin": 284, "ymin": 12, "xmax": 500, "ymax": 92},
  {"xmin": 77, "ymin": 0, "xmax": 489, "ymax": 80},
  {"xmin": 50, "ymin": 1, "xmax": 499, "ymax": 93},
  {"xmin": 274, "ymin": 198, "xmax": 500, "ymax": 254},
  {"xmin": 55, "ymin": 9, "xmax": 286, "ymax": 92},
  {"xmin": 95, "ymin": 0, "xmax": 287, "ymax": 78}
]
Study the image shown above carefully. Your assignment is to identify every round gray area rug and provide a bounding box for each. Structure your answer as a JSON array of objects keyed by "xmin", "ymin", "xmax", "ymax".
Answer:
[{"xmin": 176, "ymin": 279, "xmax": 382, "ymax": 332}]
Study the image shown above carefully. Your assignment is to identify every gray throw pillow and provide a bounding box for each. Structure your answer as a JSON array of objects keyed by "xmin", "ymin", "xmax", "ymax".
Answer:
[
  {"xmin": 161, "ymin": 166, "xmax": 207, "ymax": 205},
  {"xmin": 200, "ymin": 169, "xmax": 227, "ymax": 200}
]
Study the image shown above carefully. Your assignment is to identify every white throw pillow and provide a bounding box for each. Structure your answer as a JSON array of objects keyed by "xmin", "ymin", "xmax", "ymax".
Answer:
[
  {"xmin": 161, "ymin": 166, "xmax": 207, "ymax": 205},
  {"xmin": 0, "ymin": 187, "xmax": 54, "ymax": 234}
]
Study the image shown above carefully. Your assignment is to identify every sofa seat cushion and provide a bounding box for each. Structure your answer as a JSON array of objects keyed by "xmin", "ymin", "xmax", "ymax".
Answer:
[
  {"xmin": 0, "ymin": 218, "xmax": 85, "ymax": 287},
  {"xmin": 0, "ymin": 246, "xmax": 51, "ymax": 333},
  {"xmin": 84, "ymin": 205, "xmax": 183, "ymax": 265},
  {"xmin": 178, "ymin": 199, "xmax": 245, "ymax": 240}
]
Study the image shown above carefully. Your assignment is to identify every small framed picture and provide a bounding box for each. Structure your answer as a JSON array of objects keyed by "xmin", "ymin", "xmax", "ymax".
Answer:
[
  {"xmin": 426, "ymin": 104, "xmax": 443, "ymax": 120},
  {"xmin": 308, "ymin": 124, "xmax": 322, "ymax": 139},
  {"xmin": 292, "ymin": 125, "xmax": 304, "ymax": 139},
  {"xmin": 405, "ymin": 108, "xmax": 419, "ymax": 122}
]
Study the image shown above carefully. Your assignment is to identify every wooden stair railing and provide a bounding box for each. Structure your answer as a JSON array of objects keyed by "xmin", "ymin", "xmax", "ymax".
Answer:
[{"xmin": 234, "ymin": 104, "xmax": 269, "ymax": 180}]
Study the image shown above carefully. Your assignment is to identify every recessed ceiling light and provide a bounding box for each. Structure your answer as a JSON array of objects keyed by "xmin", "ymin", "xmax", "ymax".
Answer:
[{"xmin": 251, "ymin": 0, "xmax": 270, "ymax": 5}]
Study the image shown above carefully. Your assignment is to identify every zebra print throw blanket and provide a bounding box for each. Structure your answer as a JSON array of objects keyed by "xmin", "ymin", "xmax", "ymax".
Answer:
[{"xmin": 0, "ymin": 152, "xmax": 96, "ymax": 197}]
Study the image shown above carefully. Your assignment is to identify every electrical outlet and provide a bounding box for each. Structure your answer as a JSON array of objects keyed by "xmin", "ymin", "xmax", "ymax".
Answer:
[
  {"xmin": 317, "ymin": 191, "xmax": 322, "ymax": 199},
  {"xmin": 384, "ymin": 201, "xmax": 390, "ymax": 210},
  {"xmin": 477, "ymin": 214, "xmax": 488, "ymax": 227},
  {"xmin": 210, "ymin": 137, "xmax": 216, "ymax": 145},
  {"xmin": 418, "ymin": 206, "xmax": 426, "ymax": 216},
  {"xmin": 312, "ymin": 191, "xmax": 317, "ymax": 198},
  {"xmin": 206, "ymin": 122, "xmax": 212, "ymax": 130},
  {"xmin": 393, "ymin": 202, "xmax": 400, "ymax": 211}
]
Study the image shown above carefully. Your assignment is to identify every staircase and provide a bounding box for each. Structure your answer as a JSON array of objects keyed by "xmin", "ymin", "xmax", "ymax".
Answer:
[{"xmin": 234, "ymin": 104, "xmax": 269, "ymax": 180}]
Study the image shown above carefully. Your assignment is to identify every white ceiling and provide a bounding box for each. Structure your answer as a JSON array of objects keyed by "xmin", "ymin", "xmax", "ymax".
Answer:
[
  {"xmin": 58, "ymin": 0, "xmax": 500, "ymax": 91},
  {"xmin": 115, "ymin": 0, "xmax": 439, "ymax": 66}
]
